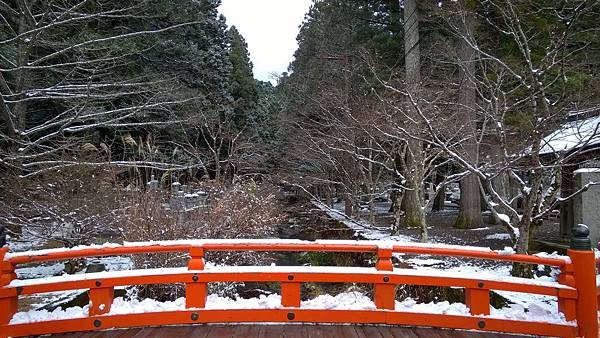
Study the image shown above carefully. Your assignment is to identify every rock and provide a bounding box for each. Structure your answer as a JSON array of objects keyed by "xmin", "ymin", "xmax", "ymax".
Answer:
[{"xmin": 86, "ymin": 263, "xmax": 106, "ymax": 273}]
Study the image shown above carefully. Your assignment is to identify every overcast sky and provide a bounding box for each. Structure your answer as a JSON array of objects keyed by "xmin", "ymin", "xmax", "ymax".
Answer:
[{"xmin": 219, "ymin": 0, "xmax": 313, "ymax": 83}]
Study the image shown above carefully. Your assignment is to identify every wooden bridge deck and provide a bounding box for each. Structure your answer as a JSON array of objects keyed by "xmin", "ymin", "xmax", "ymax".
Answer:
[{"xmin": 52, "ymin": 325, "xmax": 527, "ymax": 337}]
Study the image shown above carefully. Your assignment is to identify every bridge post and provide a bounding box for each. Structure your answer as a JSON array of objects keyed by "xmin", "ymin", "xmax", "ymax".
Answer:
[
  {"xmin": 557, "ymin": 263, "xmax": 577, "ymax": 321},
  {"xmin": 88, "ymin": 282, "xmax": 114, "ymax": 316},
  {"xmin": 0, "ymin": 246, "xmax": 17, "ymax": 327},
  {"xmin": 464, "ymin": 285, "xmax": 490, "ymax": 315},
  {"xmin": 186, "ymin": 246, "xmax": 207, "ymax": 308},
  {"xmin": 374, "ymin": 247, "xmax": 395, "ymax": 310},
  {"xmin": 567, "ymin": 224, "xmax": 598, "ymax": 337},
  {"xmin": 281, "ymin": 275, "xmax": 301, "ymax": 307}
]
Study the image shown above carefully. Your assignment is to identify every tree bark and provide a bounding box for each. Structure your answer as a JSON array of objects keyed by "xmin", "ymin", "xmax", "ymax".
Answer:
[
  {"xmin": 400, "ymin": 0, "xmax": 427, "ymax": 241},
  {"xmin": 454, "ymin": 4, "xmax": 481, "ymax": 229}
]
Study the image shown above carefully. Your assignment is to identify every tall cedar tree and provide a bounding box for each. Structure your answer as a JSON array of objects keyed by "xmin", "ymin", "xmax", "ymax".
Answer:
[{"xmin": 228, "ymin": 26, "xmax": 258, "ymax": 129}]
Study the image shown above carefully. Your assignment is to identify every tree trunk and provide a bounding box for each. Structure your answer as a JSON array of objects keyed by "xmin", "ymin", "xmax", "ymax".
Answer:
[
  {"xmin": 455, "ymin": 173, "xmax": 482, "ymax": 228},
  {"xmin": 511, "ymin": 219, "xmax": 534, "ymax": 278},
  {"xmin": 401, "ymin": 0, "xmax": 427, "ymax": 241},
  {"xmin": 344, "ymin": 193, "xmax": 355, "ymax": 217},
  {"xmin": 454, "ymin": 3, "xmax": 481, "ymax": 229},
  {"xmin": 391, "ymin": 188, "xmax": 404, "ymax": 234},
  {"xmin": 432, "ymin": 169, "xmax": 445, "ymax": 211}
]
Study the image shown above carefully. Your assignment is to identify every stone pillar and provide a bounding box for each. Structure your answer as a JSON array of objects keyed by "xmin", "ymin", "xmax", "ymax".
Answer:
[
  {"xmin": 171, "ymin": 181, "xmax": 181, "ymax": 194},
  {"xmin": 572, "ymin": 168, "xmax": 600, "ymax": 247},
  {"xmin": 170, "ymin": 182, "xmax": 183, "ymax": 211},
  {"xmin": 147, "ymin": 175, "xmax": 159, "ymax": 191}
]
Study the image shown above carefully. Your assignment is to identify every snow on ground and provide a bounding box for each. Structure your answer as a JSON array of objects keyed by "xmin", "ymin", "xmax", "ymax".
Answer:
[
  {"xmin": 7, "ymin": 230, "xmax": 48, "ymax": 253},
  {"xmin": 15, "ymin": 256, "xmax": 133, "ymax": 280},
  {"xmin": 9, "ymin": 291, "xmax": 571, "ymax": 325},
  {"xmin": 16, "ymin": 262, "xmax": 65, "ymax": 279},
  {"xmin": 404, "ymin": 258, "xmax": 446, "ymax": 267},
  {"xmin": 14, "ymin": 255, "xmax": 133, "ymax": 311},
  {"xmin": 407, "ymin": 260, "xmax": 563, "ymax": 314}
]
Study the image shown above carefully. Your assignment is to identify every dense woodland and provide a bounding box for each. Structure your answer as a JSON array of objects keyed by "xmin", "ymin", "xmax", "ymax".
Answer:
[{"xmin": 1, "ymin": 0, "xmax": 600, "ymax": 278}]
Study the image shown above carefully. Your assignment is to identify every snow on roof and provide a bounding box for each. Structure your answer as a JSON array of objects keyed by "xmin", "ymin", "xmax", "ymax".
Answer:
[{"xmin": 540, "ymin": 115, "xmax": 600, "ymax": 155}]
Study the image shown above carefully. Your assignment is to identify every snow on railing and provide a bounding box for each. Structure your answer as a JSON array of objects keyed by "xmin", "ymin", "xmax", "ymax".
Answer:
[{"xmin": 0, "ymin": 230, "xmax": 598, "ymax": 338}]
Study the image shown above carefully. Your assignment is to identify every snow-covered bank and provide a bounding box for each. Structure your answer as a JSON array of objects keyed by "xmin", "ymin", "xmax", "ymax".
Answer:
[
  {"xmin": 9, "ymin": 291, "xmax": 572, "ymax": 325},
  {"xmin": 311, "ymin": 200, "xmax": 414, "ymax": 241}
]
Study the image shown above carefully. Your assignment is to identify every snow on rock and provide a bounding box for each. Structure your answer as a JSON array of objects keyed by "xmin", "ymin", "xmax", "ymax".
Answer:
[
  {"xmin": 495, "ymin": 247, "xmax": 516, "ymax": 255},
  {"xmin": 485, "ymin": 234, "xmax": 512, "ymax": 240}
]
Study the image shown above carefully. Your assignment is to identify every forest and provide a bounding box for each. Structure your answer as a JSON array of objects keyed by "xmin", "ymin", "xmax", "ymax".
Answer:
[{"xmin": 1, "ymin": 0, "xmax": 600, "ymax": 285}]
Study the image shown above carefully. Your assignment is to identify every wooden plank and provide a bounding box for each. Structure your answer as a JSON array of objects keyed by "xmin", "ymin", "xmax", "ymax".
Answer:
[
  {"xmin": 50, "ymin": 325, "xmax": 532, "ymax": 337},
  {"xmin": 332, "ymin": 325, "xmax": 360, "ymax": 338},
  {"xmin": 130, "ymin": 327, "xmax": 155, "ymax": 338},
  {"xmin": 306, "ymin": 324, "xmax": 328, "ymax": 338},
  {"xmin": 232, "ymin": 324, "xmax": 260, "ymax": 337},
  {"xmin": 258, "ymin": 325, "xmax": 285, "ymax": 337},
  {"xmin": 102, "ymin": 328, "xmax": 143, "ymax": 338},
  {"xmin": 413, "ymin": 327, "xmax": 448, "ymax": 338},
  {"xmin": 316, "ymin": 325, "xmax": 343, "ymax": 337},
  {"xmin": 206, "ymin": 324, "xmax": 238, "ymax": 338},
  {"xmin": 281, "ymin": 324, "xmax": 309, "ymax": 338},
  {"xmin": 378, "ymin": 325, "xmax": 419, "ymax": 338},
  {"xmin": 359, "ymin": 325, "xmax": 385, "ymax": 338},
  {"xmin": 128, "ymin": 326, "xmax": 197, "ymax": 338}
]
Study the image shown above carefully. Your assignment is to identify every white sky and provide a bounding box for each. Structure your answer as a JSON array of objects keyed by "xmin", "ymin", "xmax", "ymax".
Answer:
[{"xmin": 219, "ymin": 0, "xmax": 313, "ymax": 83}]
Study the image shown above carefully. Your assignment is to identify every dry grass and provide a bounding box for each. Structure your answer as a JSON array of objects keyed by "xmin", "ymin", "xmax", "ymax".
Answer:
[{"xmin": 119, "ymin": 180, "xmax": 283, "ymax": 300}]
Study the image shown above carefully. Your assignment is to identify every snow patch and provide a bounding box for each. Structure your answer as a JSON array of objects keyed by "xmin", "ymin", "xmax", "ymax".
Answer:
[
  {"xmin": 485, "ymin": 233, "xmax": 512, "ymax": 240},
  {"xmin": 495, "ymin": 247, "xmax": 516, "ymax": 255},
  {"xmin": 311, "ymin": 201, "xmax": 414, "ymax": 242},
  {"xmin": 10, "ymin": 305, "xmax": 89, "ymax": 324},
  {"xmin": 573, "ymin": 168, "xmax": 600, "ymax": 174},
  {"xmin": 9, "ymin": 291, "xmax": 573, "ymax": 325}
]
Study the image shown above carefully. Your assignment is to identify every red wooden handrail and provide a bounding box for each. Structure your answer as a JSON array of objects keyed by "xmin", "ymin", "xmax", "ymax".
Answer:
[{"xmin": 0, "ymin": 239, "xmax": 597, "ymax": 338}]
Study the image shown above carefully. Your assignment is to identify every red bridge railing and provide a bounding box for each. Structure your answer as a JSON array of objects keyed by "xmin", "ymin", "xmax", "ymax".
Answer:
[{"xmin": 0, "ymin": 229, "xmax": 598, "ymax": 337}]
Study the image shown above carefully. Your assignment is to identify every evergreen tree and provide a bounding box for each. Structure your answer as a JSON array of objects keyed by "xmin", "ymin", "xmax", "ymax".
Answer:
[{"xmin": 228, "ymin": 26, "xmax": 258, "ymax": 129}]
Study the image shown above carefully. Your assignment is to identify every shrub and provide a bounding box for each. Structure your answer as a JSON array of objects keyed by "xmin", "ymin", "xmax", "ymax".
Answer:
[{"xmin": 119, "ymin": 180, "xmax": 283, "ymax": 300}]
